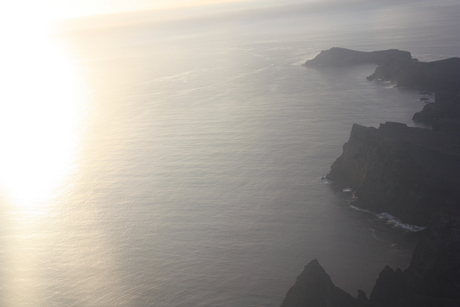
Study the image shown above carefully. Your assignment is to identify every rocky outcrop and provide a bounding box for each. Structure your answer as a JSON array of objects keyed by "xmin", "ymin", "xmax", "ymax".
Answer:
[
  {"xmin": 280, "ymin": 259, "xmax": 364, "ymax": 307},
  {"xmin": 369, "ymin": 266, "xmax": 406, "ymax": 306},
  {"xmin": 367, "ymin": 58, "xmax": 460, "ymax": 93},
  {"xmin": 365, "ymin": 211, "xmax": 460, "ymax": 306},
  {"xmin": 303, "ymin": 47, "xmax": 412, "ymax": 67},
  {"xmin": 413, "ymin": 101, "xmax": 460, "ymax": 123},
  {"xmin": 305, "ymin": 48, "xmax": 460, "ymax": 93},
  {"xmin": 326, "ymin": 122, "xmax": 460, "ymax": 226},
  {"xmin": 413, "ymin": 92, "xmax": 460, "ymax": 126},
  {"xmin": 281, "ymin": 212, "xmax": 460, "ymax": 307}
]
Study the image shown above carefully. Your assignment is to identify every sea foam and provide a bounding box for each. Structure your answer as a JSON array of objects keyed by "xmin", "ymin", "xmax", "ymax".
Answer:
[
  {"xmin": 350, "ymin": 206, "xmax": 426, "ymax": 232},
  {"xmin": 377, "ymin": 212, "xmax": 426, "ymax": 232}
]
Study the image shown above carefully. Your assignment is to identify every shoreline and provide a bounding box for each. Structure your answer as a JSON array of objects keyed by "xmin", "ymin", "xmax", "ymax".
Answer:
[{"xmin": 281, "ymin": 47, "xmax": 460, "ymax": 306}]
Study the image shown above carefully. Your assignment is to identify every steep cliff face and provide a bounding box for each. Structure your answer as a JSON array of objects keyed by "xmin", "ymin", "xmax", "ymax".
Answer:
[
  {"xmin": 281, "ymin": 212, "xmax": 460, "ymax": 307},
  {"xmin": 304, "ymin": 47, "xmax": 412, "ymax": 67},
  {"xmin": 405, "ymin": 212, "xmax": 460, "ymax": 300},
  {"xmin": 326, "ymin": 122, "xmax": 460, "ymax": 226},
  {"xmin": 367, "ymin": 58, "xmax": 460, "ymax": 93},
  {"xmin": 413, "ymin": 92, "xmax": 460, "ymax": 127},
  {"xmin": 305, "ymin": 47, "xmax": 460, "ymax": 93}
]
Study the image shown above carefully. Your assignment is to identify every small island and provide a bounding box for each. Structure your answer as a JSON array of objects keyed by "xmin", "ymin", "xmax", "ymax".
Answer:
[{"xmin": 281, "ymin": 48, "xmax": 460, "ymax": 306}]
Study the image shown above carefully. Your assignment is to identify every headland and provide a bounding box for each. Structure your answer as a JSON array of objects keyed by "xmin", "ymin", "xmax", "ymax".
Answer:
[{"xmin": 281, "ymin": 48, "xmax": 460, "ymax": 306}]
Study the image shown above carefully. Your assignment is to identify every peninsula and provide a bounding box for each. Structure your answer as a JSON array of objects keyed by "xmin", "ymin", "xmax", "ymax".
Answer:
[
  {"xmin": 303, "ymin": 47, "xmax": 412, "ymax": 67},
  {"xmin": 304, "ymin": 47, "xmax": 460, "ymax": 93}
]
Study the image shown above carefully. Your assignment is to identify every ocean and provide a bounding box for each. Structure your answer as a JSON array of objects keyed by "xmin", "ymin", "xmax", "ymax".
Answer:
[{"xmin": 1, "ymin": 1, "xmax": 459, "ymax": 306}]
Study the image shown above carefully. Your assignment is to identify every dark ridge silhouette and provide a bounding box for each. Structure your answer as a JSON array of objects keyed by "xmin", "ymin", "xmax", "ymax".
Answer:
[
  {"xmin": 326, "ymin": 122, "xmax": 460, "ymax": 226},
  {"xmin": 303, "ymin": 47, "xmax": 412, "ymax": 67},
  {"xmin": 305, "ymin": 47, "xmax": 460, "ymax": 93}
]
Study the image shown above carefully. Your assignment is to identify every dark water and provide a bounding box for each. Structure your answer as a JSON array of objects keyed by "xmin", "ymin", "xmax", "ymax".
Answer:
[{"xmin": 1, "ymin": 2, "xmax": 459, "ymax": 306}]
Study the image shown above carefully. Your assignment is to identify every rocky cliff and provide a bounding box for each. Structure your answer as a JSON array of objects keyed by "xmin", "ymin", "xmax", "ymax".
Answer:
[
  {"xmin": 413, "ymin": 92, "xmax": 460, "ymax": 130},
  {"xmin": 305, "ymin": 47, "xmax": 460, "ymax": 93},
  {"xmin": 281, "ymin": 211, "xmax": 460, "ymax": 307},
  {"xmin": 280, "ymin": 259, "xmax": 362, "ymax": 307},
  {"xmin": 284, "ymin": 48, "xmax": 460, "ymax": 306},
  {"xmin": 367, "ymin": 57, "xmax": 460, "ymax": 93},
  {"xmin": 325, "ymin": 122, "xmax": 460, "ymax": 226}
]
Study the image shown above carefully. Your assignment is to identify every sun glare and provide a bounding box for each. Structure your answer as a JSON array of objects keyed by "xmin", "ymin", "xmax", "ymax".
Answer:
[{"xmin": 0, "ymin": 6, "xmax": 85, "ymax": 208}]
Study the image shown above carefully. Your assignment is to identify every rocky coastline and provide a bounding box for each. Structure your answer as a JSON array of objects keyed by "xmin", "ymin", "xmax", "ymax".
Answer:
[
  {"xmin": 304, "ymin": 47, "xmax": 460, "ymax": 93},
  {"xmin": 281, "ymin": 48, "xmax": 460, "ymax": 306},
  {"xmin": 281, "ymin": 211, "xmax": 460, "ymax": 306},
  {"xmin": 326, "ymin": 122, "xmax": 460, "ymax": 226}
]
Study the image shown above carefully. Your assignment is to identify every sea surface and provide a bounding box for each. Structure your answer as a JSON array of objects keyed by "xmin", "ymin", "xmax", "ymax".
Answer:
[{"xmin": 1, "ymin": 2, "xmax": 460, "ymax": 306}]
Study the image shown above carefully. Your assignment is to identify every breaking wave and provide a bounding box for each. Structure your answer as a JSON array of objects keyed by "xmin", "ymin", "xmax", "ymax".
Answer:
[
  {"xmin": 350, "ymin": 206, "xmax": 426, "ymax": 232},
  {"xmin": 377, "ymin": 212, "xmax": 426, "ymax": 232}
]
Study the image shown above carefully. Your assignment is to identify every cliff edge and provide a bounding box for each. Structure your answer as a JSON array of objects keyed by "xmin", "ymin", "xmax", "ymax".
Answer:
[
  {"xmin": 326, "ymin": 122, "xmax": 460, "ymax": 226},
  {"xmin": 367, "ymin": 57, "xmax": 460, "ymax": 93},
  {"xmin": 305, "ymin": 47, "xmax": 460, "ymax": 93},
  {"xmin": 413, "ymin": 91, "xmax": 460, "ymax": 130}
]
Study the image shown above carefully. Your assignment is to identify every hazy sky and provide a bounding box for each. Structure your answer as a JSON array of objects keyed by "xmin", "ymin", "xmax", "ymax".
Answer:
[
  {"xmin": 10, "ymin": 0, "xmax": 429, "ymax": 24},
  {"xmin": 2, "ymin": 0, "xmax": 282, "ymax": 35},
  {"xmin": 5, "ymin": 0, "xmax": 453, "ymax": 23},
  {"xmin": 38, "ymin": 0, "xmax": 298, "ymax": 19},
  {"xmin": 18, "ymin": 0, "xmax": 336, "ymax": 32},
  {"xmin": 43, "ymin": 0, "xmax": 232, "ymax": 18},
  {"xmin": 5, "ymin": 0, "xmax": 454, "ymax": 35}
]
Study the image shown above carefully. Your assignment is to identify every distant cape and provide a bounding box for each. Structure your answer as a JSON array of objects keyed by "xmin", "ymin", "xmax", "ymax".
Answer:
[
  {"xmin": 303, "ymin": 47, "xmax": 412, "ymax": 67},
  {"xmin": 304, "ymin": 47, "xmax": 460, "ymax": 93}
]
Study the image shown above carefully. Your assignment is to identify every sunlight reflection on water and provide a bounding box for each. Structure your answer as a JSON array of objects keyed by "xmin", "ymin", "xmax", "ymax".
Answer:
[
  {"xmin": 0, "ymin": 18, "xmax": 88, "ymax": 306},
  {"xmin": 0, "ymin": 29, "xmax": 85, "ymax": 206}
]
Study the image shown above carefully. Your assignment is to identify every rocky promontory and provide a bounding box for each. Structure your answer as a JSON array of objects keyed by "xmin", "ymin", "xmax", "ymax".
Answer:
[
  {"xmin": 303, "ymin": 47, "xmax": 412, "ymax": 67},
  {"xmin": 305, "ymin": 47, "xmax": 460, "ymax": 93},
  {"xmin": 326, "ymin": 122, "xmax": 460, "ymax": 226},
  {"xmin": 367, "ymin": 57, "xmax": 460, "ymax": 93},
  {"xmin": 280, "ymin": 259, "xmax": 361, "ymax": 307},
  {"xmin": 413, "ymin": 91, "xmax": 460, "ymax": 128}
]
